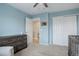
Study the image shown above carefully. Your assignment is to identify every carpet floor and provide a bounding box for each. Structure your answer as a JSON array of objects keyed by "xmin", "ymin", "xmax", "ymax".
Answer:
[{"xmin": 15, "ymin": 44, "xmax": 68, "ymax": 56}]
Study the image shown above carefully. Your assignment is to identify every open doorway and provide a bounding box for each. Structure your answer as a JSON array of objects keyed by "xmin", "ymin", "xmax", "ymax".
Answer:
[{"xmin": 33, "ymin": 19, "xmax": 40, "ymax": 46}]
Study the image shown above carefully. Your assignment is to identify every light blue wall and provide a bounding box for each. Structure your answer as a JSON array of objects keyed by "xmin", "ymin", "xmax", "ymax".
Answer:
[
  {"xmin": 1, "ymin": 3, "xmax": 79, "ymax": 44},
  {"xmin": 48, "ymin": 14, "xmax": 53, "ymax": 44},
  {"xmin": 32, "ymin": 8, "xmax": 79, "ymax": 45},
  {"xmin": 0, "ymin": 3, "xmax": 29, "ymax": 36},
  {"xmin": 49, "ymin": 8, "xmax": 79, "ymax": 17}
]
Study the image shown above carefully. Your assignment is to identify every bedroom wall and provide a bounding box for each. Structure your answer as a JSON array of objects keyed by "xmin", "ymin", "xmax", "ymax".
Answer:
[
  {"xmin": 48, "ymin": 8, "xmax": 79, "ymax": 44},
  {"xmin": 32, "ymin": 8, "xmax": 79, "ymax": 45},
  {"xmin": 1, "ymin": 3, "xmax": 79, "ymax": 45},
  {"xmin": 0, "ymin": 3, "xmax": 30, "ymax": 36}
]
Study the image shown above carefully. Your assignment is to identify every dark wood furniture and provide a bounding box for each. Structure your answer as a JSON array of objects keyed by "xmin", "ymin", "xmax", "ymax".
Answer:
[
  {"xmin": 0, "ymin": 34, "xmax": 27, "ymax": 53},
  {"xmin": 68, "ymin": 35, "xmax": 79, "ymax": 56}
]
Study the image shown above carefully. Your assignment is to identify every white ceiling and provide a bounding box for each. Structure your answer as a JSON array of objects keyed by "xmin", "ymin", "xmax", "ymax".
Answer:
[{"xmin": 9, "ymin": 3, "xmax": 79, "ymax": 16}]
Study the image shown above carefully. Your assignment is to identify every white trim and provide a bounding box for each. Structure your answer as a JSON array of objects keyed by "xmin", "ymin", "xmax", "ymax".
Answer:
[{"xmin": 25, "ymin": 17, "xmax": 33, "ymax": 45}]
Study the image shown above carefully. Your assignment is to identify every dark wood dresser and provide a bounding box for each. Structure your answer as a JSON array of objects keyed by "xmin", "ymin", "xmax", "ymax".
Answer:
[
  {"xmin": 68, "ymin": 35, "xmax": 79, "ymax": 56},
  {"xmin": 0, "ymin": 34, "xmax": 27, "ymax": 53}
]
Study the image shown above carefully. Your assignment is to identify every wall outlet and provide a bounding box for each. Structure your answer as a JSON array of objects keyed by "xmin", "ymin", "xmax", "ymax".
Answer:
[{"xmin": 21, "ymin": 32, "xmax": 23, "ymax": 35}]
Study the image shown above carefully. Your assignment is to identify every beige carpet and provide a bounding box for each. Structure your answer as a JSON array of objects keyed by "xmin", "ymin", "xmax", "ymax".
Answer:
[{"xmin": 15, "ymin": 44, "xmax": 68, "ymax": 56}]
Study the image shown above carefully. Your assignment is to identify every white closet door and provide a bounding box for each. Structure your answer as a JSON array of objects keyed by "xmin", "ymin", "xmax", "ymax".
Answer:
[
  {"xmin": 53, "ymin": 16, "xmax": 64, "ymax": 46},
  {"xmin": 63, "ymin": 16, "xmax": 77, "ymax": 46},
  {"xmin": 53, "ymin": 16, "xmax": 77, "ymax": 46}
]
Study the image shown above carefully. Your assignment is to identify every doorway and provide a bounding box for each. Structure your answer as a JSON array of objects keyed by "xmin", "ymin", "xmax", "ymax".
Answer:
[{"xmin": 33, "ymin": 20, "xmax": 40, "ymax": 46}]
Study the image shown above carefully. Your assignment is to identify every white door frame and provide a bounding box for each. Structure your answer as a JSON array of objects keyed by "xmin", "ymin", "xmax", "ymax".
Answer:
[{"xmin": 25, "ymin": 17, "xmax": 33, "ymax": 45}]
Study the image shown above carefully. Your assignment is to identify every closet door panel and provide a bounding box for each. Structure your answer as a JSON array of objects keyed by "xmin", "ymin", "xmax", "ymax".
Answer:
[
  {"xmin": 53, "ymin": 16, "xmax": 77, "ymax": 46},
  {"xmin": 63, "ymin": 16, "xmax": 77, "ymax": 46},
  {"xmin": 53, "ymin": 16, "xmax": 64, "ymax": 45}
]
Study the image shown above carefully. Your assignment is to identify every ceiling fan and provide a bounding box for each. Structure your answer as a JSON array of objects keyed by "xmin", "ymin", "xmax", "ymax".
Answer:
[{"xmin": 33, "ymin": 3, "xmax": 48, "ymax": 8}]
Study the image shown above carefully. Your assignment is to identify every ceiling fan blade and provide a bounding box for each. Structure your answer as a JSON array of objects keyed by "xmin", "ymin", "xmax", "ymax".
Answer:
[
  {"xmin": 43, "ymin": 3, "xmax": 48, "ymax": 7},
  {"xmin": 33, "ymin": 3, "xmax": 39, "ymax": 7}
]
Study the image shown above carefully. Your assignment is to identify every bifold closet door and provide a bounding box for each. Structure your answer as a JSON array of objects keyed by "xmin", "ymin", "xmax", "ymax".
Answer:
[
  {"xmin": 53, "ymin": 16, "xmax": 77, "ymax": 46},
  {"xmin": 63, "ymin": 16, "xmax": 77, "ymax": 46},
  {"xmin": 53, "ymin": 16, "xmax": 64, "ymax": 46}
]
